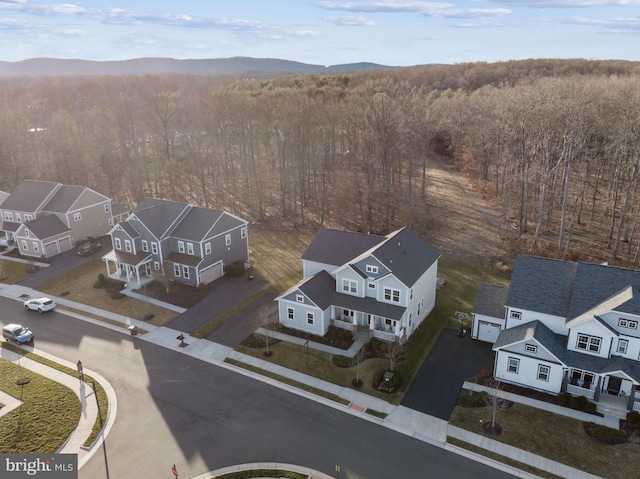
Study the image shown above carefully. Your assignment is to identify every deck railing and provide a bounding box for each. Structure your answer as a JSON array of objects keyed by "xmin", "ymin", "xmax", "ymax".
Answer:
[{"xmin": 566, "ymin": 383, "xmax": 595, "ymax": 400}]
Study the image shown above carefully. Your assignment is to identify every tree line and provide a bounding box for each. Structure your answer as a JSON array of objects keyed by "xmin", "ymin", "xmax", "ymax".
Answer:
[{"xmin": 1, "ymin": 59, "xmax": 639, "ymax": 263}]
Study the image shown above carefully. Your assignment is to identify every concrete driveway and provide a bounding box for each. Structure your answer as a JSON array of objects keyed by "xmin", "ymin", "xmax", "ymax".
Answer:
[{"xmin": 401, "ymin": 328, "xmax": 495, "ymax": 420}]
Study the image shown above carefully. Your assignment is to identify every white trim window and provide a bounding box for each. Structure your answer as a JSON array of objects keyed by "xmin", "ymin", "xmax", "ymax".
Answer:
[
  {"xmin": 510, "ymin": 310, "xmax": 522, "ymax": 320},
  {"xmin": 225, "ymin": 234, "xmax": 231, "ymax": 246},
  {"xmin": 287, "ymin": 307, "xmax": 294, "ymax": 321},
  {"xmin": 114, "ymin": 238, "xmax": 122, "ymax": 250},
  {"xmin": 154, "ymin": 261, "xmax": 160, "ymax": 271},
  {"xmin": 366, "ymin": 264, "xmax": 378, "ymax": 274},
  {"xmin": 183, "ymin": 265, "xmax": 190, "ymax": 279},
  {"xmin": 73, "ymin": 212, "xmax": 82, "ymax": 221},
  {"xmin": 537, "ymin": 364, "xmax": 550, "ymax": 382},
  {"xmin": 296, "ymin": 294, "xmax": 304, "ymax": 303},
  {"xmin": 32, "ymin": 242, "xmax": 39, "ymax": 253},
  {"xmin": 125, "ymin": 240, "xmax": 132, "ymax": 253},
  {"xmin": 617, "ymin": 339, "xmax": 629, "ymax": 355},
  {"xmin": 384, "ymin": 287, "xmax": 400, "ymax": 303},
  {"xmin": 178, "ymin": 241, "xmax": 185, "ymax": 253},
  {"xmin": 151, "ymin": 242, "xmax": 158, "ymax": 254},
  {"xmin": 16, "ymin": 213, "xmax": 21, "ymax": 222},
  {"xmin": 25, "ymin": 214, "xmax": 33, "ymax": 221},
  {"xmin": 507, "ymin": 357, "xmax": 520, "ymax": 374},
  {"xmin": 4, "ymin": 212, "xmax": 13, "ymax": 221},
  {"xmin": 187, "ymin": 243, "xmax": 194, "ymax": 255},
  {"xmin": 342, "ymin": 279, "xmax": 357, "ymax": 294},
  {"xmin": 619, "ymin": 319, "xmax": 638, "ymax": 330},
  {"xmin": 241, "ymin": 226, "xmax": 247, "ymax": 239},
  {"xmin": 307, "ymin": 312, "xmax": 314, "ymax": 325},
  {"xmin": 576, "ymin": 333, "xmax": 602, "ymax": 353},
  {"xmin": 205, "ymin": 242, "xmax": 212, "ymax": 255},
  {"xmin": 104, "ymin": 203, "xmax": 110, "ymax": 213},
  {"xmin": 21, "ymin": 240, "xmax": 27, "ymax": 250},
  {"xmin": 173, "ymin": 263, "xmax": 181, "ymax": 277},
  {"xmin": 525, "ymin": 344, "xmax": 538, "ymax": 354},
  {"xmin": 142, "ymin": 240, "xmax": 148, "ymax": 252}
]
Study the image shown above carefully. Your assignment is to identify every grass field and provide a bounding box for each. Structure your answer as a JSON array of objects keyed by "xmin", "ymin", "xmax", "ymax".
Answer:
[{"xmin": 449, "ymin": 402, "xmax": 640, "ymax": 479}]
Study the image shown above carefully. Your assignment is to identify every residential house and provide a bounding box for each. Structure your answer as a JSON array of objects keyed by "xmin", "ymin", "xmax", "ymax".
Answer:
[
  {"xmin": 102, "ymin": 198, "xmax": 249, "ymax": 288},
  {"xmin": 0, "ymin": 180, "xmax": 113, "ymax": 256},
  {"xmin": 472, "ymin": 254, "xmax": 640, "ymax": 416},
  {"xmin": 275, "ymin": 227, "xmax": 440, "ymax": 342}
]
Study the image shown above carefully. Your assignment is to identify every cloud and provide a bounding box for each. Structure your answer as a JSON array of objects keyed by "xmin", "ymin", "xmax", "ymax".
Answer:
[
  {"xmin": 315, "ymin": 1, "xmax": 510, "ymax": 18},
  {"xmin": 566, "ymin": 15, "xmax": 640, "ymax": 30},
  {"xmin": 488, "ymin": 0, "xmax": 640, "ymax": 7},
  {"xmin": 324, "ymin": 15, "xmax": 376, "ymax": 25}
]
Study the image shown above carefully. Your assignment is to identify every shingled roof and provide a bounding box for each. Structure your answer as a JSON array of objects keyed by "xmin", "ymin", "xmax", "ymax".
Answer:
[
  {"xmin": 1, "ymin": 180, "xmax": 60, "ymax": 212},
  {"xmin": 132, "ymin": 198, "xmax": 190, "ymax": 239},
  {"xmin": 473, "ymin": 283, "xmax": 508, "ymax": 319},
  {"xmin": 302, "ymin": 228, "xmax": 385, "ymax": 267}
]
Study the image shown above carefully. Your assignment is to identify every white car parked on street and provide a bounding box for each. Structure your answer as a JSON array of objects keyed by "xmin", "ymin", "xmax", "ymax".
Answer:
[{"xmin": 23, "ymin": 297, "xmax": 57, "ymax": 313}]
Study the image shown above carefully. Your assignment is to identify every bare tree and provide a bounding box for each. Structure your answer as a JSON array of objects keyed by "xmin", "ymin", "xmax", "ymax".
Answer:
[
  {"xmin": 484, "ymin": 378, "xmax": 510, "ymax": 434},
  {"xmin": 259, "ymin": 306, "xmax": 276, "ymax": 357},
  {"xmin": 382, "ymin": 338, "xmax": 406, "ymax": 372}
]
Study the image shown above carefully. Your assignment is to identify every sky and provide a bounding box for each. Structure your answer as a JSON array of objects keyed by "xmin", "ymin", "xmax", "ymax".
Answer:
[{"xmin": 0, "ymin": 1, "xmax": 639, "ymax": 66}]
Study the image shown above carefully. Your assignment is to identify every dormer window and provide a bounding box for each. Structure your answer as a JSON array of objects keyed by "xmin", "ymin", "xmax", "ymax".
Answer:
[
  {"xmin": 525, "ymin": 344, "xmax": 538, "ymax": 354},
  {"xmin": 296, "ymin": 294, "xmax": 304, "ymax": 303},
  {"xmin": 510, "ymin": 310, "xmax": 522, "ymax": 320},
  {"xmin": 342, "ymin": 279, "xmax": 357, "ymax": 294},
  {"xmin": 366, "ymin": 264, "xmax": 378, "ymax": 274},
  {"xmin": 619, "ymin": 318, "xmax": 638, "ymax": 330}
]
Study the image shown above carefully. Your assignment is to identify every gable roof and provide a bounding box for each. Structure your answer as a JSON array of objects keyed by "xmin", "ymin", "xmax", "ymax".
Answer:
[
  {"xmin": 132, "ymin": 198, "xmax": 190, "ymax": 239},
  {"xmin": 42, "ymin": 185, "xmax": 87, "ymax": 213},
  {"xmin": 21, "ymin": 215, "xmax": 69, "ymax": 238},
  {"xmin": 302, "ymin": 228, "xmax": 386, "ymax": 267},
  {"xmin": 473, "ymin": 283, "xmax": 508, "ymax": 320},
  {"xmin": 1, "ymin": 180, "xmax": 60, "ymax": 212},
  {"xmin": 371, "ymin": 227, "xmax": 440, "ymax": 286},
  {"xmin": 506, "ymin": 255, "xmax": 578, "ymax": 318},
  {"xmin": 170, "ymin": 207, "xmax": 246, "ymax": 242}
]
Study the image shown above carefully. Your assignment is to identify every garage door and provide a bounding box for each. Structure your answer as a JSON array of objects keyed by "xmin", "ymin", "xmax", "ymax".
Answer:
[
  {"xmin": 478, "ymin": 321, "xmax": 501, "ymax": 343},
  {"xmin": 44, "ymin": 241, "xmax": 58, "ymax": 257},
  {"xmin": 200, "ymin": 261, "xmax": 224, "ymax": 285},
  {"xmin": 58, "ymin": 236, "xmax": 72, "ymax": 253}
]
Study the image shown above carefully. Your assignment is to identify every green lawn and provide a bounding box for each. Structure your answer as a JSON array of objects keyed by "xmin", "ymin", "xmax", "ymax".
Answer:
[{"xmin": 0, "ymin": 355, "xmax": 81, "ymax": 453}]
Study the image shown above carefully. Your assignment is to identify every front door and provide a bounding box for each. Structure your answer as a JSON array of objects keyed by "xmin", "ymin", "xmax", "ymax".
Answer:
[{"xmin": 607, "ymin": 376, "xmax": 622, "ymax": 395}]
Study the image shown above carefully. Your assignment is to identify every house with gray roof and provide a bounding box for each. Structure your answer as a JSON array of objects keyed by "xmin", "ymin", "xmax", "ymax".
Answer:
[
  {"xmin": 472, "ymin": 254, "xmax": 640, "ymax": 417},
  {"xmin": 0, "ymin": 179, "xmax": 113, "ymax": 257},
  {"xmin": 275, "ymin": 227, "xmax": 440, "ymax": 342},
  {"xmin": 102, "ymin": 198, "xmax": 248, "ymax": 288}
]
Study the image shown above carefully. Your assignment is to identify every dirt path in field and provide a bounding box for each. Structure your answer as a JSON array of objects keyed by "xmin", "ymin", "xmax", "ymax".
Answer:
[{"xmin": 416, "ymin": 152, "xmax": 512, "ymax": 260}]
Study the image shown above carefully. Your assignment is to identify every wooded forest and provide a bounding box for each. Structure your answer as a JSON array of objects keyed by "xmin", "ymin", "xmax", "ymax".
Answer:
[{"xmin": 2, "ymin": 58, "xmax": 640, "ymax": 264}]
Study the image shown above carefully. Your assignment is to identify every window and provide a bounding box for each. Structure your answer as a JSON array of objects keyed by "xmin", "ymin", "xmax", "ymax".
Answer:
[
  {"xmin": 368, "ymin": 282, "xmax": 376, "ymax": 290},
  {"xmin": 21, "ymin": 240, "xmax": 27, "ymax": 250},
  {"xmin": 410, "ymin": 288, "xmax": 413, "ymax": 300},
  {"xmin": 154, "ymin": 261, "xmax": 160, "ymax": 271},
  {"xmin": 619, "ymin": 319, "xmax": 638, "ymax": 330},
  {"xmin": 510, "ymin": 310, "xmax": 522, "ymax": 320},
  {"xmin": 104, "ymin": 204, "xmax": 110, "ymax": 213},
  {"xmin": 296, "ymin": 294, "xmax": 304, "ymax": 303},
  {"xmin": 307, "ymin": 313, "xmax": 314, "ymax": 325},
  {"xmin": 114, "ymin": 238, "xmax": 121, "ymax": 250},
  {"xmin": 342, "ymin": 279, "xmax": 357, "ymax": 294},
  {"xmin": 173, "ymin": 264, "xmax": 181, "ymax": 277},
  {"xmin": 571, "ymin": 369, "xmax": 595, "ymax": 387},
  {"xmin": 617, "ymin": 339, "xmax": 629, "ymax": 354},
  {"xmin": 183, "ymin": 266, "xmax": 190, "ymax": 279},
  {"xmin": 287, "ymin": 308, "xmax": 294, "ymax": 320},
  {"xmin": 15, "ymin": 213, "xmax": 21, "ymax": 222},
  {"xmin": 241, "ymin": 227, "xmax": 247, "ymax": 239},
  {"xmin": 25, "ymin": 230, "xmax": 30, "ymax": 237},
  {"xmin": 205, "ymin": 242, "xmax": 212, "ymax": 255},
  {"xmin": 3, "ymin": 212, "xmax": 13, "ymax": 221},
  {"xmin": 576, "ymin": 333, "xmax": 601, "ymax": 353},
  {"xmin": 384, "ymin": 287, "xmax": 400, "ymax": 303},
  {"xmin": 417, "ymin": 298, "xmax": 424, "ymax": 316},
  {"xmin": 25, "ymin": 214, "xmax": 33, "ymax": 221},
  {"xmin": 151, "ymin": 242, "xmax": 158, "ymax": 254},
  {"xmin": 142, "ymin": 240, "xmax": 148, "ymax": 252},
  {"xmin": 225, "ymin": 234, "xmax": 231, "ymax": 246},
  {"xmin": 125, "ymin": 240, "xmax": 132, "ymax": 252},
  {"xmin": 74, "ymin": 212, "xmax": 82, "ymax": 221},
  {"xmin": 109, "ymin": 218, "xmax": 114, "ymax": 226},
  {"xmin": 537, "ymin": 364, "xmax": 550, "ymax": 382},
  {"xmin": 32, "ymin": 242, "xmax": 39, "ymax": 253},
  {"xmin": 178, "ymin": 241, "xmax": 185, "ymax": 253},
  {"xmin": 366, "ymin": 264, "xmax": 378, "ymax": 274},
  {"xmin": 507, "ymin": 357, "xmax": 520, "ymax": 374},
  {"xmin": 187, "ymin": 243, "xmax": 194, "ymax": 255},
  {"xmin": 525, "ymin": 344, "xmax": 538, "ymax": 353}
]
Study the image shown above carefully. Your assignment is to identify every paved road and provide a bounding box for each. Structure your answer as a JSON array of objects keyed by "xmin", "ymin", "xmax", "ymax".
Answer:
[
  {"xmin": 402, "ymin": 328, "xmax": 496, "ymax": 419},
  {"xmin": 0, "ymin": 297, "xmax": 515, "ymax": 479}
]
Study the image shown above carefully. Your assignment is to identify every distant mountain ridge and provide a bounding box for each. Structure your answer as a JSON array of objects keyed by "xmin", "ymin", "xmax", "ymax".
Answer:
[{"xmin": 0, "ymin": 57, "xmax": 400, "ymax": 77}]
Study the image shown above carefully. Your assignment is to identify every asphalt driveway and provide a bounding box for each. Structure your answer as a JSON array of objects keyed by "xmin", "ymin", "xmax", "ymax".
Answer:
[{"xmin": 401, "ymin": 328, "xmax": 495, "ymax": 420}]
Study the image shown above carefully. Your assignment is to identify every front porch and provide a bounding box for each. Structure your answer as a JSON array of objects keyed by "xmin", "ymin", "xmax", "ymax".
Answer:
[
  {"xmin": 562, "ymin": 368, "xmax": 639, "ymax": 415},
  {"xmin": 102, "ymin": 249, "xmax": 154, "ymax": 287},
  {"xmin": 332, "ymin": 306, "xmax": 403, "ymax": 342}
]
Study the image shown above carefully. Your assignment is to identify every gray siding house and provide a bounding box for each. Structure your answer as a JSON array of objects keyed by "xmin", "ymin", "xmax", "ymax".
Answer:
[
  {"xmin": 103, "ymin": 198, "xmax": 249, "ymax": 287},
  {"xmin": 276, "ymin": 227, "xmax": 440, "ymax": 342},
  {"xmin": 0, "ymin": 180, "xmax": 113, "ymax": 257}
]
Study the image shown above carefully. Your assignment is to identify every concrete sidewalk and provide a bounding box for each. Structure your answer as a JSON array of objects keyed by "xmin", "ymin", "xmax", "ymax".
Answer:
[{"xmin": 0, "ymin": 282, "xmax": 605, "ymax": 478}]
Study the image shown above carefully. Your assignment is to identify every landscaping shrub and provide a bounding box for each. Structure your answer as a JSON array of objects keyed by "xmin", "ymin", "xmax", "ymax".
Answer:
[
  {"xmin": 583, "ymin": 422, "xmax": 627, "ymax": 445},
  {"xmin": 332, "ymin": 355, "xmax": 354, "ymax": 368},
  {"xmin": 627, "ymin": 411, "xmax": 640, "ymax": 427},
  {"xmin": 458, "ymin": 391, "xmax": 487, "ymax": 407},
  {"xmin": 555, "ymin": 392, "xmax": 571, "ymax": 406},
  {"xmin": 225, "ymin": 260, "xmax": 246, "ymax": 277},
  {"xmin": 241, "ymin": 333, "xmax": 266, "ymax": 348},
  {"xmin": 93, "ymin": 273, "xmax": 107, "ymax": 288},
  {"xmin": 575, "ymin": 395, "xmax": 588, "ymax": 409}
]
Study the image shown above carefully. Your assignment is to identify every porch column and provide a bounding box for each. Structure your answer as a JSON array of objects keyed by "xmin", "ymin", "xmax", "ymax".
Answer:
[
  {"xmin": 594, "ymin": 376, "xmax": 601, "ymax": 402},
  {"xmin": 136, "ymin": 266, "xmax": 141, "ymax": 286},
  {"xmin": 628, "ymin": 385, "xmax": 637, "ymax": 411}
]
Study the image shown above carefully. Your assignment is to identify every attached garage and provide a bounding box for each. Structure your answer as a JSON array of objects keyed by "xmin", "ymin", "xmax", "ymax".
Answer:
[
  {"xmin": 471, "ymin": 283, "xmax": 508, "ymax": 344},
  {"xmin": 477, "ymin": 320, "xmax": 502, "ymax": 343},
  {"xmin": 43, "ymin": 236, "xmax": 73, "ymax": 257},
  {"xmin": 200, "ymin": 261, "xmax": 224, "ymax": 285}
]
